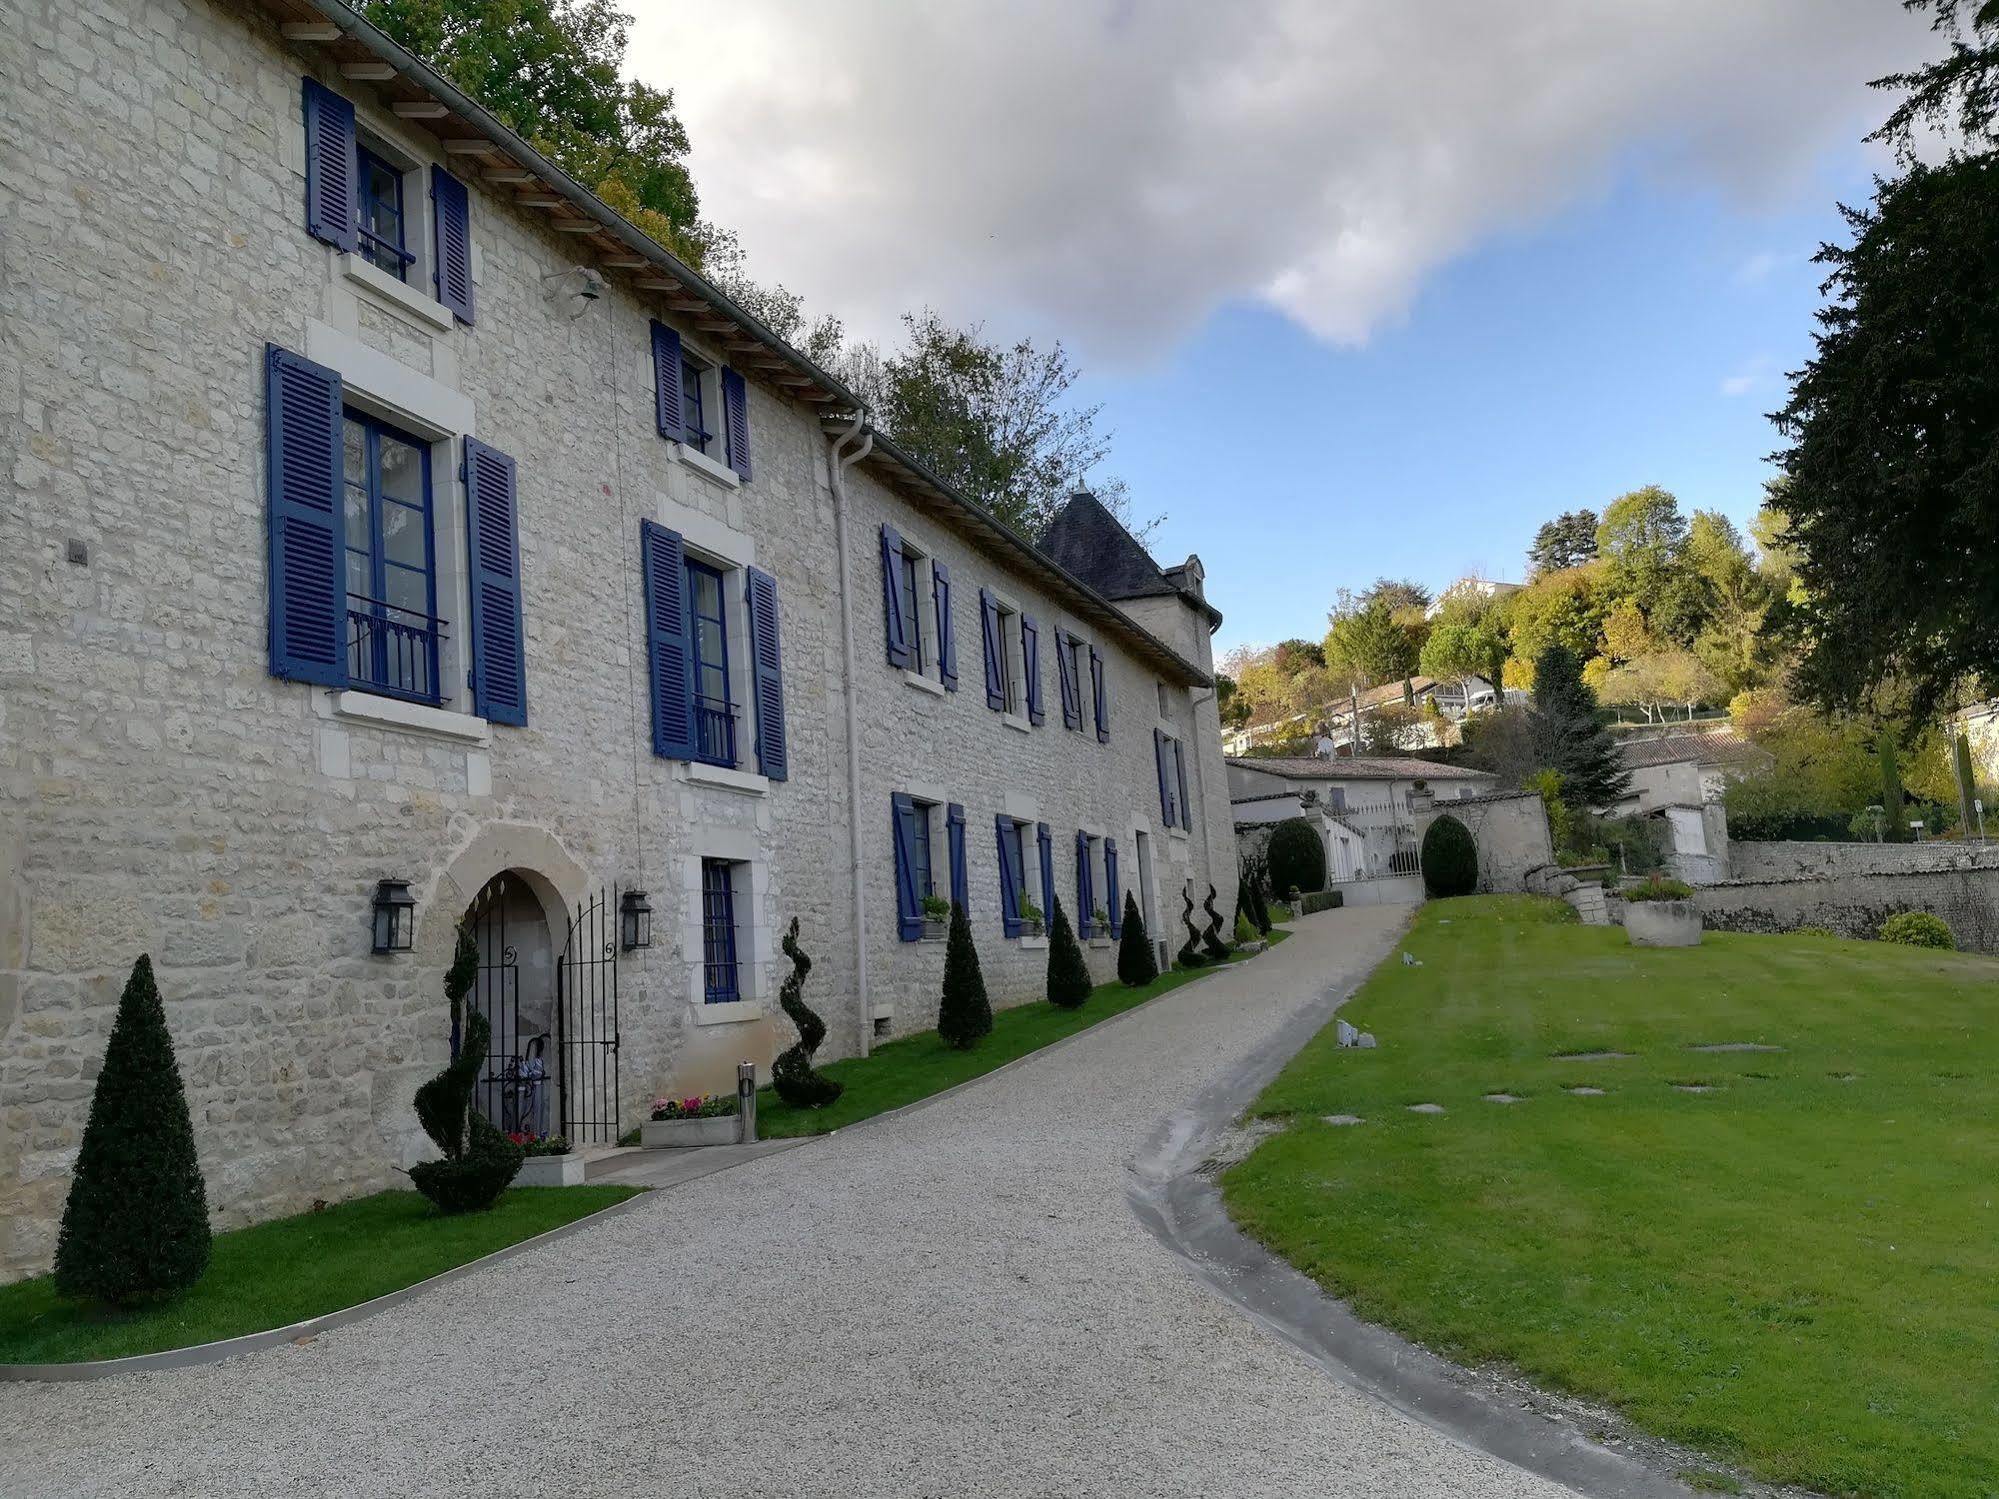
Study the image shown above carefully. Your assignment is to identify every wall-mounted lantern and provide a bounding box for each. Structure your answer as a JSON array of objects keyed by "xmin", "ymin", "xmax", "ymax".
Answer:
[
  {"xmin": 372, "ymin": 879, "xmax": 416, "ymax": 955},
  {"xmin": 620, "ymin": 888, "xmax": 653, "ymax": 952}
]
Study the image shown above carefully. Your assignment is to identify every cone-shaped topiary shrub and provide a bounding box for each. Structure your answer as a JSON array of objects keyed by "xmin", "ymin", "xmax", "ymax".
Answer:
[
  {"xmin": 1421, "ymin": 814, "xmax": 1479, "ymax": 898},
  {"xmin": 772, "ymin": 918, "xmax": 843, "ymax": 1109},
  {"xmin": 54, "ymin": 954, "xmax": 211, "ymax": 1306},
  {"xmin": 937, "ymin": 901, "xmax": 993, "ymax": 1049},
  {"xmin": 1046, "ymin": 896, "xmax": 1092, "ymax": 1009},
  {"xmin": 1177, "ymin": 886, "xmax": 1205, "ymax": 968},
  {"xmin": 1117, "ymin": 892, "xmax": 1157, "ymax": 986},
  {"xmin": 1201, "ymin": 883, "xmax": 1230, "ymax": 962},
  {"xmin": 1266, "ymin": 816, "xmax": 1326, "ymax": 897},
  {"xmin": 410, "ymin": 919, "xmax": 523, "ymax": 1213}
]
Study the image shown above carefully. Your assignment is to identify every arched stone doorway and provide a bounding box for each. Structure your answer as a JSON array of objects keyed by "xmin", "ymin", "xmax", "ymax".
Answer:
[{"xmin": 463, "ymin": 872, "xmax": 558, "ymax": 1138}]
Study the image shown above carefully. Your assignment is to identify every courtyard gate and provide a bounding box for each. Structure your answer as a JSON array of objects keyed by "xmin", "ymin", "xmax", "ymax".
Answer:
[
  {"xmin": 464, "ymin": 878, "xmax": 546, "ymax": 1137},
  {"xmin": 556, "ymin": 887, "xmax": 621, "ymax": 1144}
]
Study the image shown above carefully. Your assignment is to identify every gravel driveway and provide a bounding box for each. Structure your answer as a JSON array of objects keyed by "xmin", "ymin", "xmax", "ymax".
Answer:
[{"xmin": 2, "ymin": 907, "xmax": 1576, "ymax": 1498}]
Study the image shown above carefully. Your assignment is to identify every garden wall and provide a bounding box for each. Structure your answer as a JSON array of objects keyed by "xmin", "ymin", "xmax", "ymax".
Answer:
[
  {"xmin": 1729, "ymin": 840, "xmax": 1999, "ymax": 881},
  {"xmin": 1442, "ymin": 791, "xmax": 1554, "ymax": 893},
  {"xmin": 1695, "ymin": 867, "xmax": 1999, "ymax": 952}
]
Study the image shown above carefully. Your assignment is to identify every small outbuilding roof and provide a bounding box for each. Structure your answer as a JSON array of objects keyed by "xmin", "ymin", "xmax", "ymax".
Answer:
[
  {"xmin": 1617, "ymin": 731, "xmax": 1768, "ymax": 771},
  {"xmin": 1227, "ymin": 756, "xmax": 1498, "ymax": 783}
]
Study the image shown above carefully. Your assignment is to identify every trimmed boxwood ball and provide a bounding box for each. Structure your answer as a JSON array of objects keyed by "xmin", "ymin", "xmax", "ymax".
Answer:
[
  {"xmin": 772, "ymin": 918, "xmax": 843, "ymax": 1109},
  {"xmin": 1117, "ymin": 892, "xmax": 1157, "ymax": 986},
  {"xmin": 1046, "ymin": 896, "xmax": 1092, "ymax": 1008},
  {"xmin": 1266, "ymin": 817, "xmax": 1326, "ymax": 897},
  {"xmin": 938, "ymin": 901, "xmax": 993, "ymax": 1048},
  {"xmin": 54, "ymin": 954, "xmax": 211, "ymax": 1306},
  {"xmin": 1420, "ymin": 814, "xmax": 1478, "ymax": 898},
  {"xmin": 1879, "ymin": 910, "xmax": 1954, "ymax": 949}
]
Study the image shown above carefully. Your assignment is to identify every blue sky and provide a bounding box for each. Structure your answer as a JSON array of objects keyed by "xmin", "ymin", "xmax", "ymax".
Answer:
[{"xmin": 1102, "ymin": 153, "xmax": 1873, "ymax": 658}]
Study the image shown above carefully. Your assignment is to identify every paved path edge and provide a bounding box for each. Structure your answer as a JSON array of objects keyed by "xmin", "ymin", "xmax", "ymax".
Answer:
[{"xmin": 1125, "ymin": 941, "xmax": 1693, "ymax": 1499}]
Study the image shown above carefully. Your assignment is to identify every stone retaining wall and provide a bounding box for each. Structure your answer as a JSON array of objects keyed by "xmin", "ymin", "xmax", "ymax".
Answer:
[
  {"xmin": 1694, "ymin": 867, "xmax": 1999, "ymax": 951},
  {"xmin": 1729, "ymin": 840, "xmax": 1999, "ymax": 881}
]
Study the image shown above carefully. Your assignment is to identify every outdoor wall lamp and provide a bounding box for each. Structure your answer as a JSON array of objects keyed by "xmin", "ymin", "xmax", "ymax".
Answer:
[
  {"xmin": 620, "ymin": 888, "xmax": 653, "ymax": 952},
  {"xmin": 372, "ymin": 879, "xmax": 416, "ymax": 955}
]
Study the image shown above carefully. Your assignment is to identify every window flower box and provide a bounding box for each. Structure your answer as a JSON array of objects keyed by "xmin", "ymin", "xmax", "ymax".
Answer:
[{"xmin": 921, "ymin": 896, "xmax": 950, "ymax": 942}]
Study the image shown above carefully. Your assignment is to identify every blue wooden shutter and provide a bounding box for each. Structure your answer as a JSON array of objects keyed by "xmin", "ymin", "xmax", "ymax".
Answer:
[
  {"xmin": 746, "ymin": 565, "xmax": 787, "ymax": 780},
  {"xmin": 1037, "ymin": 822, "xmax": 1055, "ymax": 927},
  {"xmin": 1090, "ymin": 646, "xmax": 1109, "ymax": 743},
  {"xmin": 721, "ymin": 367, "xmax": 751, "ymax": 480},
  {"xmin": 879, "ymin": 524, "xmax": 911, "ymax": 669},
  {"xmin": 1075, "ymin": 830, "xmax": 1094, "ymax": 938},
  {"xmin": 640, "ymin": 520, "xmax": 695, "ymax": 758},
  {"xmin": 650, "ymin": 321, "xmax": 684, "ymax": 442},
  {"xmin": 264, "ymin": 344, "xmax": 344, "ymax": 686},
  {"xmin": 429, "ymin": 165, "xmax": 474, "ymax": 324},
  {"xmin": 978, "ymin": 588, "xmax": 1004, "ymax": 710},
  {"xmin": 1021, "ymin": 614, "xmax": 1043, "ymax": 725},
  {"xmin": 1056, "ymin": 631, "xmax": 1081, "ymax": 729},
  {"xmin": 1106, "ymin": 839, "xmax": 1122, "ymax": 937},
  {"xmin": 464, "ymin": 439, "xmax": 527, "ymax": 725},
  {"xmin": 947, "ymin": 803, "xmax": 968, "ymax": 914},
  {"xmin": 995, "ymin": 815, "xmax": 1022, "ymax": 937},
  {"xmin": 301, "ymin": 79, "xmax": 357, "ymax": 252},
  {"xmin": 1154, "ymin": 728, "xmax": 1175, "ymax": 827},
  {"xmin": 1173, "ymin": 739, "xmax": 1192, "ymax": 831},
  {"xmin": 933, "ymin": 561, "xmax": 957, "ymax": 690},
  {"xmin": 892, "ymin": 793, "xmax": 922, "ymax": 941}
]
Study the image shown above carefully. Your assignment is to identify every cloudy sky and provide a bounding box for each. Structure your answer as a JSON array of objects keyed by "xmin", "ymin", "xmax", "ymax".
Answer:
[{"xmin": 627, "ymin": 1, "xmax": 1937, "ymax": 651}]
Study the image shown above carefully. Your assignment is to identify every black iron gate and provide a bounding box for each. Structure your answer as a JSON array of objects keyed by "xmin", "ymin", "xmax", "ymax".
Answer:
[
  {"xmin": 463, "ymin": 877, "xmax": 552, "ymax": 1139},
  {"xmin": 556, "ymin": 887, "xmax": 621, "ymax": 1144}
]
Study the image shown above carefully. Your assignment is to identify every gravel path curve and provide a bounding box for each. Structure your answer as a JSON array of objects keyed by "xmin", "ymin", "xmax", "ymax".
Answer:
[{"xmin": 1, "ymin": 907, "xmax": 1576, "ymax": 1498}]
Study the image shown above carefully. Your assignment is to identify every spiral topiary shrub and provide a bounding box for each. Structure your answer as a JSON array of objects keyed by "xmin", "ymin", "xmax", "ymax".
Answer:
[
  {"xmin": 1046, "ymin": 896, "xmax": 1092, "ymax": 1008},
  {"xmin": 1420, "ymin": 814, "xmax": 1478, "ymax": 898},
  {"xmin": 1117, "ymin": 892, "xmax": 1157, "ymax": 987},
  {"xmin": 1879, "ymin": 910, "xmax": 1955, "ymax": 949},
  {"xmin": 1201, "ymin": 883, "xmax": 1230, "ymax": 962},
  {"xmin": 1176, "ymin": 887, "xmax": 1206, "ymax": 968},
  {"xmin": 938, "ymin": 901, "xmax": 993, "ymax": 1048},
  {"xmin": 409, "ymin": 920, "xmax": 523, "ymax": 1214},
  {"xmin": 53, "ymin": 955, "xmax": 211, "ymax": 1306},
  {"xmin": 1266, "ymin": 817, "xmax": 1326, "ymax": 897},
  {"xmin": 772, "ymin": 918, "xmax": 843, "ymax": 1109}
]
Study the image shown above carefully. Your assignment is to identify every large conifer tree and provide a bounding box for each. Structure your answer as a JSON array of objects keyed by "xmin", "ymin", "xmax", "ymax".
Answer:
[{"xmin": 1530, "ymin": 644, "xmax": 1630, "ymax": 808}]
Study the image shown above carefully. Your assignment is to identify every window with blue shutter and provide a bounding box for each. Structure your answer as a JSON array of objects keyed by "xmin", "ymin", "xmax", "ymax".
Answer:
[
  {"xmin": 995, "ymin": 815, "xmax": 1023, "ymax": 938},
  {"xmin": 933, "ymin": 560, "xmax": 957, "ymax": 690},
  {"xmin": 343, "ymin": 410, "xmax": 441, "ymax": 704},
  {"xmin": 1154, "ymin": 729, "xmax": 1176, "ymax": 827},
  {"xmin": 429, "ymin": 165, "xmax": 474, "ymax": 323},
  {"xmin": 1021, "ymin": 614, "xmax": 1044, "ymax": 725},
  {"xmin": 879, "ymin": 524, "xmax": 912, "ymax": 669},
  {"xmin": 891, "ymin": 793, "xmax": 923, "ymax": 941},
  {"xmin": 1090, "ymin": 645, "xmax": 1109, "ymax": 743},
  {"xmin": 358, "ymin": 146, "xmax": 413, "ymax": 281},
  {"xmin": 1056, "ymin": 631, "xmax": 1082, "ymax": 730},
  {"xmin": 701, "ymin": 859, "xmax": 741, "ymax": 1003},
  {"xmin": 947, "ymin": 803, "xmax": 968, "ymax": 915},
  {"xmin": 1075, "ymin": 830, "xmax": 1095, "ymax": 938},
  {"xmin": 463, "ymin": 439, "xmax": 526, "ymax": 725},
  {"xmin": 1037, "ymin": 822, "xmax": 1055, "ymax": 929},
  {"xmin": 640, "ymin": 520, "xmax": 695, "ymax": 758},
  {"xmin": 265, "ymin": 344, "xmax": 345, "ymax": 686},
  {"xmin": 1106, "ymin": 839, "xmax": 1122, "ymax": 937},
  {"xmin": 302, "ymin": 79, "xmax": 357, "ymax": 253},
  {"xmin": 1173, "ymin": 739, "xmax": 1192, "ymax": 831},
  {"xmin": 978, "ymin": 588, "xmax": 1004, "ymax": 711},
  {"xmin": 650, "ymin": 320, "xmax": 685, "ymax": 442},
  {"xmin": 721, "ymin": 367, "xmax": 751, "ymax": 480},
  {"xmin": 745, "ymin": 565, "xmax": 787, "ymax": 780}
]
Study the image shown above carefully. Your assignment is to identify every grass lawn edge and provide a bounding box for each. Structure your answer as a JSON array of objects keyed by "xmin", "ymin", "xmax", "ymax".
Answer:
[
  {"xmin": 0, "ymin": 1184, "xmax": 647, "ymax": 1376},
  {"xmin": 757, "ymin": 928, "xmax": 1293, "ymax": 1139}
]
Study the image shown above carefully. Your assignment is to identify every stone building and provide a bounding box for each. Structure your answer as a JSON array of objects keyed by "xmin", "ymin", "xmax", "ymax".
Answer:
[{"xmin": 0, "ymin": 0, "xmax": 1235, "ymax": 1279}]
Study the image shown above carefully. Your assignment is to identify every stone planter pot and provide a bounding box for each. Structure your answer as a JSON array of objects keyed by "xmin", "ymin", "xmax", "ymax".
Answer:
[
  {"xmin": 640, "ymin": 1115, "xmax": 741, "ymax": 1148},
  {"xmin": 921, "ymin": 917, "xmax": 947, "ymax": 941},
  {"xmin": 1021, "ymin": 918, "xmax": 1044, "ymax": 938},
  {"xmin": 1624, "ymin": 899, "xmax": 1702, "ymax": 948},
  {"xmin": 515, "ymin": 1152, "xmax": 586, "ymax": 1187}
]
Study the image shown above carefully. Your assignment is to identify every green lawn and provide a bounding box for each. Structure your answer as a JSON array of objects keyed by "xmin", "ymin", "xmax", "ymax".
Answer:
[
  {"xmin": 758, "ymin": 930, "xmax": 1290, "ymax": 1138},
  {"xmin": 0, "ymin": 1185, "xmax": 641, "ymax": 1365},
  {"xmin": 1222, "ymin": 896, "xmax": 1999, "ymax": 1499}
]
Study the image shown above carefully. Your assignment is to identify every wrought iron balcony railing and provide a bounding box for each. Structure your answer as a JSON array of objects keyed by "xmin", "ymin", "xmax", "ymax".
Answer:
[{"xmin": 346, "ymin": 599, "xmax": 444, "ymax": 706}]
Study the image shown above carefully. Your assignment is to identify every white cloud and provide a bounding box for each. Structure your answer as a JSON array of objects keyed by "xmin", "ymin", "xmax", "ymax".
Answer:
[
  {"xmin": 631, "ymin": 0, "xmax": 1932, "ymax": 364},
  {"xmin": 1720, "ymin": 354, "xmax": 1778, "ymax": 397},
  {"xmin": 1732, "ymin": 250, "xmax": 1791, "ymax": 285}
]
